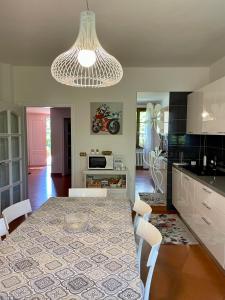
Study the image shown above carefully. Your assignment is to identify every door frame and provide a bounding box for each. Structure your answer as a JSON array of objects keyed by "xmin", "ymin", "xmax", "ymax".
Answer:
[
  {"xmin": 63, "ymin": 117, "xmax": 71, "ymax": 176},
  {"xmin": 0, "ymin": 102, "xmax": 27, "ymax": 211},
  {"xmin": 24, "ymin": 105, "xmax": 73, "ymax": 182},
  {"xmin": 27, "ymin": 112, "xmax": 48, "ymax": 167}
]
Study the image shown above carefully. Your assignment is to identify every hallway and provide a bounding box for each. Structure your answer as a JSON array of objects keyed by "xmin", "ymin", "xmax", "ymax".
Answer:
[
  {"xmin": 135, "ymin": 169, "xmax": 155, "ymax": 200},
  {"xmin": 28, "ymin": 166, "xmax": 71, "ymax": 211}
]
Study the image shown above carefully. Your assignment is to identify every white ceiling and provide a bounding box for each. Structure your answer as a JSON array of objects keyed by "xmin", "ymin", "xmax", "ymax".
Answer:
[{"xmin": 1, "ymin": 0, "xmax": 225, "ymax": 67}]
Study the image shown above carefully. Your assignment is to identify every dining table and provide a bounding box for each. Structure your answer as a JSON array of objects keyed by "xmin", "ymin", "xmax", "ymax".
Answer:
[{"xmin": 0, "ymin": 196, "xmax": 142, "ymax": 299}]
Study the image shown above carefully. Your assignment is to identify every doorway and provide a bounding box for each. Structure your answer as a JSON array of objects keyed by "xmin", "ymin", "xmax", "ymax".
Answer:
[
  {"xmin": 26, "ymin": 107, "xmax": 71, "ymax": 210},
  {"xmin": 135, "ymin": 92, "xmax": 169, "ymax": 208},
  {"xmin": 27, "ymin": 107, "xmax": 50, "ymax": 167},
  {"xmin": 0, "ymin": 106, "xmax": 25, "ymax": 213}
]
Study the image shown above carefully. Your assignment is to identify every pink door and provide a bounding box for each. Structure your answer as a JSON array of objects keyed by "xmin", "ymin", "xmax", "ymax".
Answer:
[{"xmin": 27, "ymin": 114, "xmax": 47, "ymax": 166}]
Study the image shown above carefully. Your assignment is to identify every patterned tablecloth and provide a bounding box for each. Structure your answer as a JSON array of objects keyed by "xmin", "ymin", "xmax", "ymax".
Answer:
[{"xmin": 0, "ymin": 197, "xmax": 142, "ymax": 299}]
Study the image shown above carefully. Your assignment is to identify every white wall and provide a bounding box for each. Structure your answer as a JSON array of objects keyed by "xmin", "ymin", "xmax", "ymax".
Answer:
[
  {"xmin": 13, "ymin": 66, "xmax": 210, "ymax": 105},
  {"xmin": 0, "ymin": 63, "xmax": 13, "ymax": 103},
  {"xmin": 50, "ymin": 107, "xmax": 71, "ymax": 175},
  {"xmin": 209, "ymin": 55, "xmax": 225, "ymax": 82},
  {"xmin": 12, "ymin": 65, "xmax": 209, "ymax": 201}
]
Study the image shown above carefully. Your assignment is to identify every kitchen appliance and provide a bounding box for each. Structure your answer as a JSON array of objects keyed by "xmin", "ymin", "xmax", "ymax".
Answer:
[{"xmin": 88, "ymin": 155, "xmax": 114, "ymax": 170}]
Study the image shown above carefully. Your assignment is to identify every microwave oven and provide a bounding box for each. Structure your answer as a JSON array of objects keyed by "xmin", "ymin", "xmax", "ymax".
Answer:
[{"xmin": 88, "ymin": 155, "xmax": 114, "ymax": 170}]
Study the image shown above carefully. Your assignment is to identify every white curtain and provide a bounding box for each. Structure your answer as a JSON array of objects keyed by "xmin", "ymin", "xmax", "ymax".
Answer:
[{"xmin": 143, "ymin": 103, "xmax": 161, "ymax": 168}]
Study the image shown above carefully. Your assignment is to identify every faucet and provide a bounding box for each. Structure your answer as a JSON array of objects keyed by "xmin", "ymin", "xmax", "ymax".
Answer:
[
  {"xmin": 210, "ymin": 156, "xmax": 217, "ymax": 181},
  {"xmin": 211, "ymin": 156, "xmax": 217, "ymax": 170}
]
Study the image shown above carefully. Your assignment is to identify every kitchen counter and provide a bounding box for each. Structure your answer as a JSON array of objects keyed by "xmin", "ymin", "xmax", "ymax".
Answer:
[{"xmin": 173, "ymin": 163, "xmax": 225, "ymax": 198}]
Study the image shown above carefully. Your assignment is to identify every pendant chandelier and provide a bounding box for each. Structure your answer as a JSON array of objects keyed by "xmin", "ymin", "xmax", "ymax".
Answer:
[{"xmin": 51, "ymin": 2, "xmax": 123, "ymax": 88}]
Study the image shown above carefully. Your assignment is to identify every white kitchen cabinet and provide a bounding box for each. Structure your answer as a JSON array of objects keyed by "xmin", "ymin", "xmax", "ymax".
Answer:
[
  {"xmin": 172, "ymin": 167, "xmax": 182, "ymax": 211},
  {"xmin": 201, "ymin": 79, "xmax": 225, "ymax": 134},
  {"xmin": 186, "ymin": 91, "xmax": 203, "ymax": 134},
  {"xmin": 195, "ymin": 181, "xmax": 225, "ymax": 268},
  {"xmin": 172, "ymin": 166, "xmax": 225, "ymax": 269},
  {"xmin": 201, "ymin": 87, "xmax": 217, "ymax": 134},
  {"xmin": 187, "ymin": 76, "xmax": 225, "ymax": 135},
  {"xmin": 172, "ymin": 167, "xmax": 196, "ymax": 226},
  {"xmin": 181, "ymin": 173, "xmax": 196, "ymax": 227}
]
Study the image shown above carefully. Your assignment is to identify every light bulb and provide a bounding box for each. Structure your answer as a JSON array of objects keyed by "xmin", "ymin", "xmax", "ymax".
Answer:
[
  {"xmin": 78, "ymin": 49, "xmax": 96, "ymax": 67},
  {"xmin": 201, "ymin": 111, "xmax": 209, "ymax": 118}
]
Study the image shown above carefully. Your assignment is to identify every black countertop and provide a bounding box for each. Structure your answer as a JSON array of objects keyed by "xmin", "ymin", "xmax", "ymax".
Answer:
[{"xmin": 173, "ymin": 164, "xmax": 225, "ymax": 198}]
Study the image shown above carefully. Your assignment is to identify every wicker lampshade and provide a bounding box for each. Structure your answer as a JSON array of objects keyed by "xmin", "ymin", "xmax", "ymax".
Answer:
[{"xmin": 51, "ymin": 11, "xmax": 123, "ymax": 88}]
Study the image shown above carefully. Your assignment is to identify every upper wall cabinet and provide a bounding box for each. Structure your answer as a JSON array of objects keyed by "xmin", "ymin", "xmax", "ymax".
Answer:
[
  {"xmin": 186, "ymin": 91, "xmax": 203, "ymax": 134},
  {"xmin": 187, "ymin": 76, "xmax": 225, "ymax": 135}
]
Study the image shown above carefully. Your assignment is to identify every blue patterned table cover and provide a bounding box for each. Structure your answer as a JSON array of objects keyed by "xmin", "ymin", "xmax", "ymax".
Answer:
[{"xmin": 0, "ymin": 197, "xmax": 142, "ymax": 299}]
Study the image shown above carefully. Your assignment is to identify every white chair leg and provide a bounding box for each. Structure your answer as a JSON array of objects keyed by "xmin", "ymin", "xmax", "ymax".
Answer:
[{"xmin": 137, "ymin": 237, "xmax": 144, "ymax": 274}]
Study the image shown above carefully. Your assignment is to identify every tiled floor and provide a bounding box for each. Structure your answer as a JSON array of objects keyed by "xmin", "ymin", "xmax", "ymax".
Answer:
[{"xmin": 10, "ymin": 167, "xmax": 225, "ymax": 300}]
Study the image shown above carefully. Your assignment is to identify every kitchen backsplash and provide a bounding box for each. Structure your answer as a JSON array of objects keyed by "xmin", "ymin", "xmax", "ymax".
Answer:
[{"xmin": 200, "ymin": 135, "xmax": 225, "ymax": 165}]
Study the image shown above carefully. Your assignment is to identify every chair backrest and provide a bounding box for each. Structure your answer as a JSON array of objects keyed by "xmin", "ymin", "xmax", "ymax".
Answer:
[
  {"xmin": 2, "ymin": 199, "xmax": 32, "ymax": 229},
  {"xmin": 0, "ymin": 218, "xmax": 8, "ymax": 240},
  {"xmin": 133, "ymin": 199, "xmax": 152, "ymax": 217},
  {"xmin": 136, "ymin": 218, "xmax": 162, "ymax": 300},
  {"xmin": 133, "ymin": 199, "xmax": 152, "ymax": 232},
  {"xmin": 69, "ymin": 188, "xmax": 107, "ymax": 198}
]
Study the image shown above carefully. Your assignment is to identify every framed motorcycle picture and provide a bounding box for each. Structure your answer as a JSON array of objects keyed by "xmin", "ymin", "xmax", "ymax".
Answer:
[{"xmin": 90, "ymin": 102, "xmax": 123, "ymax": 135}]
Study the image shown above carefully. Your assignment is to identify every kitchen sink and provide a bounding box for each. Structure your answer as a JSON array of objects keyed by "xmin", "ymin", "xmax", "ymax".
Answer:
[{"xmin": 182, "ymin": 165, "xmax": 225, "ymax": 176}]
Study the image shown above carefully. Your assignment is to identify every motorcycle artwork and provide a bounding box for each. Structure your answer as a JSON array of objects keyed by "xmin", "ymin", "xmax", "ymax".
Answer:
[{"xmin": 91, "ymin": 103, "xmax": 121, "ymax": 134}]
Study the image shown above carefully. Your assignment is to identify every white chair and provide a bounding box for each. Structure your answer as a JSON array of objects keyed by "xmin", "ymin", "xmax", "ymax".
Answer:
[
  {"xmin": 2, "ymin": 199, "xmax": 32, "ymax": 230},
  {"xmin": 69, "ymin": 188, "xmax": 107, "ymax": 198},
  {"xmin": 133, "ymin": 199, "xmax": 152, "ymax": 233},
  {"xmin": 136, "ymin": 218, "xmax": 162, "ymax": 300},
  {"xmin": 0, "ymin": 218, "xmax": 8, "ymax": 241}
]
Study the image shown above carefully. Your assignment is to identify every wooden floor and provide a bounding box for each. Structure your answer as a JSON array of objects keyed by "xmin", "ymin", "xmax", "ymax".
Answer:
[
  {"xmin": 143, "ymin": 243, "xmax": 225, "ymax": 300},
  {"xmin": 136, "ymin": 169, "xmax": 155, "ymax": 193},
  {"xmin": 136, "ymin": 169, "xmax": 225, "ymax": 299},
  {"xmin": 136, "ymin": 169, "xmax": 169, "ymax": 214},
  {"xmin": 135, "ymin": 169, "xmax": 155, "ymax": 200},
  {"xmin": 9, "ymin": 167, "xmax": 225, "ymax": 299},
  {"xmin": 28, "ymin": 166, "xmax": 71, "ymax": 210}
]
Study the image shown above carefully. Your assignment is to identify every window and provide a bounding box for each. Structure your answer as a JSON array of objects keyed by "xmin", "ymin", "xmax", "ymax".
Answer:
[
  {"xmin": 136, "ymin": 108, "xmax": 146, "ymax": 148},
  {"xmin": 159, "ymin": 107, "xmax": 169, "ymax": 135},
  {"xmin": 163, "ymin": 111, "xmax": 169, "ymax": 135},
  {"xmin": 136, "ymin": 106, "xmax": 169, "ymax": 148}
]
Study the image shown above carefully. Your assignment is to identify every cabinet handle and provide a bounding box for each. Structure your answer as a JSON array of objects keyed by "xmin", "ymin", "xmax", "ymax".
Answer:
[
  {"xmin": 202, "ymin": 132, "xmax": 208, "ymax": 134},
  {"xmin": 217, "ymin": 132, "xmax": 225, "ymax": 134},
  {"xmin": 201, "ymin": 217, "xmax": 211, "ymax": 225},
  {"xmin": 201, "ymin": 202, "xmax": 211, "ymax": 210},
  {"xmin": 202, "ymin": 187, "xmax": 212, "ymax": 194}
]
